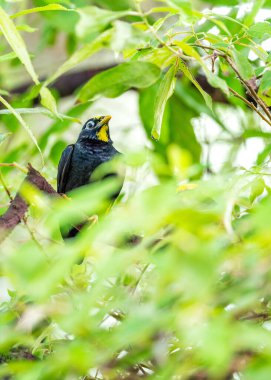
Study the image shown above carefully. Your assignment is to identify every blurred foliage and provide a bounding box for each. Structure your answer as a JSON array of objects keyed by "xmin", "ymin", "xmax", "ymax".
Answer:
[{"xmin": 1, "ymin": 0, "xmax": 271, "ymax": 379}]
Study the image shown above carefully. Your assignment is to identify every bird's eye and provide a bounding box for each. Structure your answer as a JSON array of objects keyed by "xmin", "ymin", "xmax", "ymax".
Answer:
[{"xmin": 86, "ymin": 120, "xmax": 95, "ymax": 129}]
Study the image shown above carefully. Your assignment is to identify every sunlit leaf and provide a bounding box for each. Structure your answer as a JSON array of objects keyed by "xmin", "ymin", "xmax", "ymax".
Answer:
[
  {"xmin": 205, "ymin": 70, "xmax": 229, "ymax": 96},
  {"xmin": 0, "ymin": 132, "xmax": 11, "ymax": 145},
  {"xmin": 10, "ymin": 4, "xmax": 68, "ymax": 19},
  {"xmin": 0, "ymin": 51, "xmax": 17, "ymax": 62},
  {"xmin": 0, "ymin": 96, "xmax": 43, "ymax": 164},
  {"xmin": 232, "ymin": 49, "xmax": 254, "ymax": 81},
  {"xmin": 179, "ymin": 60, "xmax": 212, "ymax": 109},
  {"xmin": 78, "ymin": 62, "xmax": 161, "ymax": 102},
  {"xmin": 76, "ymin": 6, "xmax": 130, "ymax": 39},
  {"xmin": 248, "ymin": 22, "xmax": 271, "ymax": 41},
  {"xmin": 45, "ymin": 29, "xmax": 112, "ymax": 86},
  {"xmin": 152, "ymin": 64, "xmax": 177, "ymax": 140},
  {"xmin": 0, "ymin": 6, "xmax": 39, "ymax": 84},
  {"xmin": 244, "ymin": 0, "xmax": 265, "ymax": 26},
  {"xmin": 111, "ymin": 21, "xmax": 149, "ymax": 53},
  {"xmin": 0, "ymin": 107, "xmax": 80, "ymax": 122},
  {"xmin": 40, "ymin": 87, "xmax": 59, "ymax": 116}
]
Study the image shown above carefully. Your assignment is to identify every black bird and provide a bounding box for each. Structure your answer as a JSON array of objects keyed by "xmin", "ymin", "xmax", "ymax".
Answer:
[{"xmin": 57, "ymin": 115, "xmax": 121, "ymax": 237}]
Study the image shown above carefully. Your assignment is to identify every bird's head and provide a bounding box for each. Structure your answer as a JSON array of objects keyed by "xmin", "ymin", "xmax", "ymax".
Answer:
[{"xmin": 78, "ymin": 115, "xmax": 112, "ymax": 143}]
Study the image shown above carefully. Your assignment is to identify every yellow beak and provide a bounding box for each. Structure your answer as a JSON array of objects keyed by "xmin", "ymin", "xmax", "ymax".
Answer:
[{"xmin": 97, "ymin": 115, "xmax": 111, "ymax": 128}]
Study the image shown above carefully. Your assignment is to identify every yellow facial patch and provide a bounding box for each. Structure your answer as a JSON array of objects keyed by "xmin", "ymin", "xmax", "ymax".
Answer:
[{"xmin": 97, "ymin": 124, "xmax": 109, "ymax": 142}]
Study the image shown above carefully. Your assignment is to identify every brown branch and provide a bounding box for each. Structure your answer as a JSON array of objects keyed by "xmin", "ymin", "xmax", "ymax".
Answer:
[
  {"xmin": 229, "ymin": 88, "xmax": 271, "ymax": 127},
  {"xmin": 0, "ymin": 164, "xmax": 58, "ymax": 242},
  {"xmin": 224, "ymin": 56, "xmax": 271, "ymax": 123},
  {"xmin": 8, "ymin": 66, "xmax": 229, "ymax": 105},
  {"xmin": 10, "ymin": 66, "xmax": 114, "ymax": 100}
]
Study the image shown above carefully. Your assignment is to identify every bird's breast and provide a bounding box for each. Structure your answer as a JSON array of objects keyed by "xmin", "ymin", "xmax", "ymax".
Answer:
[{"xmin": 64, "ymin": 142, "xmax": 116, "ymax": 192}]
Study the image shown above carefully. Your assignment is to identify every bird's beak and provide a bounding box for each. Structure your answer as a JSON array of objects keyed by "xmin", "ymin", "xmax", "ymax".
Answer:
[{"xmin": 96, "ymin": 115, "xmax": 112, "ymax": 129}]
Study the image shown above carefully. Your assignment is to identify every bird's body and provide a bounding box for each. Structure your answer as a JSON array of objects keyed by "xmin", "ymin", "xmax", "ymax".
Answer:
[
  {"xmin": 58, "ymin": 140, "xmax": 119, "ymax": 193},
  {"xmin": 57, "ymin": 116, "xmax": 120, "ymax": 194},
  {"xmin": 57, "ymin": 116, "xmax": 121, "ymax": 238}
]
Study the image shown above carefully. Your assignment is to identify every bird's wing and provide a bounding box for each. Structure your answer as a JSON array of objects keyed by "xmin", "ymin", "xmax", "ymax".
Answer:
[
  {"xmin": 90, "ymin": 152, "xmax": 124, "ymax": 200},
  {"xmin": 57, "ymin": 144, "xmax": 74, "ymax": 193}
]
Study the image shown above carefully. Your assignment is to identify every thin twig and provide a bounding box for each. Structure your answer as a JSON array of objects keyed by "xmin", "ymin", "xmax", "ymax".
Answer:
[
  {"xmin": 194, "ymin": 44, "xmax": 271, "ymax": 126},
  {"xmin": 0, "ymin": 162, "xmax": 27, "ymax": 173},
  {"xmin": 224, "ymin": 55, "xmax": 271, "ymax": 122},
  {"xmin": 229, "ymin": 88, "xmax": 271, "ymax": 127}
]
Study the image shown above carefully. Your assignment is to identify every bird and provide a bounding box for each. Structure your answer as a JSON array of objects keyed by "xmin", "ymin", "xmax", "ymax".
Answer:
[{"xmin": 57, "ymin": 115, "xmax": 122, "ymax": 237}]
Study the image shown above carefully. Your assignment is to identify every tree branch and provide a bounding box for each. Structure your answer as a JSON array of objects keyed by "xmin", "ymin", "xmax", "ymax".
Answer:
[{"xmin": 0, "ymin": 164, "xmax": 58, "ymax": 242}]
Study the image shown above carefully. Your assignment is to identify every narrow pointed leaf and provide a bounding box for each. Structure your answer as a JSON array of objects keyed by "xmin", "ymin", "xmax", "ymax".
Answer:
[
  {"xmin": 0, "ymin": 7, "xmax": 39, "ymax": 84},
  {"xmin": 10, "ymin": 4, "xmax": 68, "ymax": 19},
  {"xmin": 0, "ymin": 96, "xmax": 43, "ymax": 165},
  {"xmin": 152, "ymin": 65, "xmax": 177, "ymax": 140},
  {"xmin": 40, "ymin": 87, "xmax": 59, "ymax": 117},
  {"xmin": 45, "ymin": 29, "xmax": 112, "ymax": 86},
  {"xmin": 179, "ymin": 60, "xmax": 212, "ymax": 109}
]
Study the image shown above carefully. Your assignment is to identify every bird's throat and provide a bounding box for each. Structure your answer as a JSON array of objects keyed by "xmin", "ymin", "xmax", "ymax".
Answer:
[{"xmin": 97, "ymin": 125, "xmax": 109, "ymax": 142}]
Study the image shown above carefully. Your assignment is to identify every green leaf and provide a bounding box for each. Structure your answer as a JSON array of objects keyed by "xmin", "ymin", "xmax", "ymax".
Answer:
[
  {"xmin": 45, "ymin": 29, "xmax": 112, "ymax": 86},
  {"xmin": 0, "ymin": 107, "xmax": 76, "ymax": 120},
  {"xmin": 244, "ymin": 0, "xmax": 265, "ymax": 26},
  {"xmin": 0, "ymin": 51, "xmax": 17, "ymax": 62},
  {"xmin": 205, "ymin": 71, "xmax": 229, "ymax": 96},
  {"xmin": 78, "ymin": 62, "xmax": 161, "ymax": 102},
  {"xmin": 257, "ymin": 143, "xmax": 271, "ymax": 164},
  {"xmin": 248, "ymin": 22, "xmax": 271, "ymax": 41},
  {"xmin": 250, "ymin": 178, "xmax": 265, "ymax": 203},
  {"xmin": 16, "ymin": 24, "xmax": 37, "ymax": 33},
  {"xmin": 0, "ymin": 6, "xmax": 39, "ymax": 84},
  {"xmin": 0, "ymin": 96, "xmax": 43, "ymax": 164},
  {"xmin": 164, "ymin": 0, "xmax": 200, "ymax": 20},
  {"xmin": 232, "ymin": 49, "xmax": 254, "ymax": 81},
  {"xmin": 133, "ymin": 47, "xmax": 175, "ymax": 69},
  {"xmin": 149, "ymin": 7, "xmax": 180, "ymax": 14},
  {"xmin": 248, "ymin": 44, "xmax": 268, "ymax": 62},
  {"xmin": 40, "ymin": 87, "xmax": 59, "ymax": 116},
  {"xmin": 206, "ymin": 16, "xmax": 231, "ymax": 36},
  {"xmin": 174, "ymin": 40, "xmax": 204, "ymax": 63},
  {"xmin": 76, "ymin": 6, "xmax": 129, "ymax": 39},
  {"xmin": 258, "ymin": 70, "xmax": 271, "ymax": 106},
  {"xmin": 152, "ymin": 64, "xmax": 177, "ymax": 140},
  {"xmin": 111, "ymin": 21, "xmax": 149, "ymax": 53},
  {"xmin": 0, "ymin": 132, "xmax": 11, "ymax": 145},
  {"xmin": 179, "ymin": 60, "xmax": 212, "ymax": 109},
  {"xmin": 242, "ymin": 129, "xmax": 271, "ymax": 139},
  {"xmin": 10, "ymin": 4, "xmax": 68, "ymax": 19}
]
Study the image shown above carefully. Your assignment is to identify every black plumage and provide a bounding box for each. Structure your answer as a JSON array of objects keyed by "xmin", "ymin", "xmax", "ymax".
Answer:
[
  {"xmin": 57, "ymin": 115, "xmax": 120, "ymax": 194},
  {"xmin": 57, "ymin": 115, "xmax": 121, "ymax": 238}
]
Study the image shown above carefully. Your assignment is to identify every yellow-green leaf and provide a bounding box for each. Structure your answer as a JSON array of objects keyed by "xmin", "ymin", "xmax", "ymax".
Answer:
[
  {"xmin": 152, "ymin": 65, "xmax": 177, "ymax": 140},
  {"xmin": 179, "ymin": 60, "xmax": 212, "ymax": 109},
  {"xmin": 232, "ymin": 49, "xmax": 254, "ymax": 81},
  {"xmin": 205, "ymin": 71, "xmax": 229, "ymax": 96},
  {"xmin": 0, "ymin": 132, "xmax": 11, "ymax": 145},
  {"xmin": 0, "ymin": 95, "xmax": 43, "ymax": 164},
  {"xmin": 0, "ymin": 6, "xmax": 39, "ymax": 84},
  {"xmin": 45, "ymin": 29, "xmax": 112, "ymax": 86},
  {"xmin": 10, "ymin": 4, "xmax": 68, "ymax": 19},
  {"xmin": 40, "ymin": 87, "xmax": 59, "ymax": 117},
  {"xmin": 78, "ymin": 62, "xmax": 161, "ymax": 102}
]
